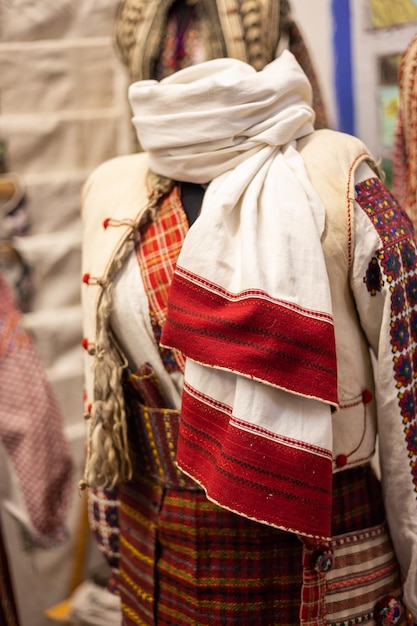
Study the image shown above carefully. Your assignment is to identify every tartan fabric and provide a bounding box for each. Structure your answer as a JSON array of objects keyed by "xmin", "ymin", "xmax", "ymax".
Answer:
[
  {"xmin": 123, "ymin": 365, "xmax": 198, "ymax": 490},
  {"xmin": 330, "ymin": 464, "xmax": 385, "ymax": 536},
  {"xmin": 298, "ymin": 465, "xmax": 401, "ymax": 624},
  {"xmin": 136, "ymin": 185, "xmax": 187, "ymax": 328},
  {"xmin": 300, "ymin": 542, "xmax": 327, "ymax": 625},
  {"xmin": 299, "ymin": 523, "xmax": 404, "ymax": 626},
  {"xmin": 119, "ymin": 476, "xmax": 164, "ymax": 626},
  {"xmin": 154, "ymin": 490, "xmax": 302, "ymax": 625},
  {"xmin": 117, "ymin": 369, "xmax": 401, "ymax": 626},
  {"xmin": 136, "ymin": 185, "xmax": 187, "ymax": 373},
  {"xmin": 87, "ymin": 486, "xmax": 121, "ymax": 589}
]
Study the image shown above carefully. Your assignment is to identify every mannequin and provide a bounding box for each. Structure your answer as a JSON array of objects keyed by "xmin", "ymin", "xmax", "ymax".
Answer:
[{"xmin": 81, "ymin": 2, "xmax": 417, "ymax": 624}]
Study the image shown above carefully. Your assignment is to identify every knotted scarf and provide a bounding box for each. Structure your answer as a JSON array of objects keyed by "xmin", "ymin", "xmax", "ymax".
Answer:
[{"xmin": 129, "ymin": 52, "xmax": 338, "ymax": 538}]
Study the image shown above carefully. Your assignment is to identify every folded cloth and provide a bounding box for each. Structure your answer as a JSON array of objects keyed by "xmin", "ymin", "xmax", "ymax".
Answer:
[
  {"xmin": 0, "ymin": 271, "xmax": 73, "ymax": 546},
  {"xmin": 69, "ymin": 580, "xmax": 121, "ymax": 626}
]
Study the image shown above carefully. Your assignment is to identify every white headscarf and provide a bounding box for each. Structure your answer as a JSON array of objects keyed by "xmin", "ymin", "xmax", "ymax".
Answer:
[{"xmin": 131, "ymin": 52, "xmax": 314, "ymax": 180}]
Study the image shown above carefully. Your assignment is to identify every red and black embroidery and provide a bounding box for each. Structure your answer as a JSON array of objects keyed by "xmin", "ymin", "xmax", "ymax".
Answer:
[{"xmin": 364, "ymin": 256, "xmax": 383, "ymax": 295}]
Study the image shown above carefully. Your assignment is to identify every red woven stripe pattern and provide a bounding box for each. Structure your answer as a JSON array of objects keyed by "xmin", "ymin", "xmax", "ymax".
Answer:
[
  {"xmin": 177, "ymin": 381, "xmax": 333, "ymax": 538},
  {"xmin": 161, "ymin": 267, "xmax": 338, "ymax": 404}
]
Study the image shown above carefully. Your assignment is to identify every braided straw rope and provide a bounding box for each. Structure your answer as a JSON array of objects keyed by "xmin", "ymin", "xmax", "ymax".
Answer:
[{"xmin": 80, "ymin": 172, "xmax": 175, "ymax": 489}]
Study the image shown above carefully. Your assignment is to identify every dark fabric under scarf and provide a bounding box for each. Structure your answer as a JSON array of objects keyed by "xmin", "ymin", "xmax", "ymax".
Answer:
[
  {"xmin": 155, "ymin": 0, "xmax": 198, "ymax": 77},
  {"xmin": 180, "ymin": 181, "xmax": 205, "ymax": 226}
]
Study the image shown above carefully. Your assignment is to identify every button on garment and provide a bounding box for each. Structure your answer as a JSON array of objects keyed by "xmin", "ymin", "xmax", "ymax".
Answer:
[
  {"xmin": 374, "ymin": 595, "xmax": 404, "ymax": 625},
  {"xmin": 311, "ymin": 545, "xmax": 335, "ymax": 573}
]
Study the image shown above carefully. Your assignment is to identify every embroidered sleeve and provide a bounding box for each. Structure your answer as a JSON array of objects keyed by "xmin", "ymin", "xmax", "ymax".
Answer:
[{"xmin": 352, "ymin": 177, "xmax": 417, "ymax": 619}]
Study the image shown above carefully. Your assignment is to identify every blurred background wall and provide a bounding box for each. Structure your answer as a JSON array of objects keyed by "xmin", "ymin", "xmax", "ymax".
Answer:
[
  {"xmin": 0, "ymin": 2, "xmax": 132, "ymax": 625},
  {"xmin": 0, "ymin": 1, "xmax": 416, "ymax": 625}
]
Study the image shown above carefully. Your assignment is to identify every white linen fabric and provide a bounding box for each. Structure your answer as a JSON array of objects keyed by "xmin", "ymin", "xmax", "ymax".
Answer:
[
  {"xmin": 130, "ymin": 52, "xmax": 316, "ymax": 183},
  {"xmin": 129, "ymin": 53, "xmax": 338, "ymax": 536},
  {"xmin": 129, "ymin": 52, "xmax": 334, "ymax": 387}
]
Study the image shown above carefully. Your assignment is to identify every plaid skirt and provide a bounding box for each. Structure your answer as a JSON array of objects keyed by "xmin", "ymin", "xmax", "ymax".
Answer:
[{"xmin": 117, "ymin": 369, "xmax": 403, "ymax": 626}]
